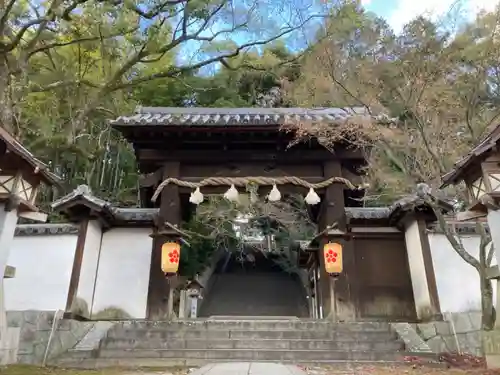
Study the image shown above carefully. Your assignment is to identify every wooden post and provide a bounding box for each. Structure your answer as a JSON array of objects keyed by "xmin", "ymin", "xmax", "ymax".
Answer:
[
  {"xmin": 65, "ymin": 219, "xmax": 89, "ymax": 313},
  {"xmin": 167, "ymin": 277, "xmax": 175, "ymax": 319},
  {"xmin": 329, "ymin": 277, "xmax": 337, "ymax": 322},
  {"xmin": 318, "ymin": 160, "xmax": 356, "ymax": 320},
  {"xmin": 179, "ymin": 290, "xmax": 186, "ymax": 319},
  {"xmin": 147, "ymin": 162, "xmax": 181, "ymax": 320}
]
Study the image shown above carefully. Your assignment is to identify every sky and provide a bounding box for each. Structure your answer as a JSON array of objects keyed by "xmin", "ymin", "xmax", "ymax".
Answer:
[
  {"xmin": 362, "ymin": 0, "xmax": 499, "ymax": 33},
  {"xmin": 177, "ymin": 0, "xmax": 500, "ymax": 73}
]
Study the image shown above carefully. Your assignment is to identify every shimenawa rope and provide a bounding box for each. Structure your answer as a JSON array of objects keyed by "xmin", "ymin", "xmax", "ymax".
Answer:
[{"xmin": 151, "ymin": 175, "xmax": 357, "ymax": 202}]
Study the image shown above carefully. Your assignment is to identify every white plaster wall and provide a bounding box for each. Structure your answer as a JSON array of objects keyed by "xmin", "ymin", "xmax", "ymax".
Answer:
[
  {"xmin": 4, "ymin": 234, "xmax": 77, "ymax": 311},
  {"xmin": 91, "ymin": 228, "xmax": 152, "ymax": 319},
  {"xmin": 429, "ymin": 232, "xmax": 497, "ymax": 313}
]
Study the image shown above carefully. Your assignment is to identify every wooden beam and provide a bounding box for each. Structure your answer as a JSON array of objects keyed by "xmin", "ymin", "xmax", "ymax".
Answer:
[
  {"xmin": 350, "ymin": 227, "xmax": 401, "ymax": 233},
  {"xmin": 139, "ymin": 168, "xmax": 163, "ymax": 187},
  {"xmin": 135, "ymin": 148, "xmax": 365, "ymax": 163}
]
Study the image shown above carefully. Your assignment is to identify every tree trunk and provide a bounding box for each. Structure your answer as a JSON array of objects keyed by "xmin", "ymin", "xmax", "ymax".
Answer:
[
  {"xmin": 480, "ymin": 271, "xmax": 495, "ymax": 330},
  {"xmin": 0, "ymin": 58, "xmax": 13, "ymax": 131}
]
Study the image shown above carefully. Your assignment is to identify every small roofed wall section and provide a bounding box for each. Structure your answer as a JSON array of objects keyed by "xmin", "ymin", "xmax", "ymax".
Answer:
[{"xmin": 4, "ymin": 223, "xmax": 152, "ymax": 319}]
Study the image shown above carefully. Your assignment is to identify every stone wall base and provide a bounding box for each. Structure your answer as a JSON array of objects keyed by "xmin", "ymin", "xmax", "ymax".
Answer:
[
  {"xmin": 6, "ymin": 310, "xmax": 95, "ymax": 365},
  {"xmin": 0, "ymin": 327, "xmax": 20, "ymax": 365},
  {"xmin": 483, "ymin": 329, "xmax": 500, "ymax": 368},
  {"xmin": 392, "ymin": 311, "xmax": 484, "ymax": 358}
]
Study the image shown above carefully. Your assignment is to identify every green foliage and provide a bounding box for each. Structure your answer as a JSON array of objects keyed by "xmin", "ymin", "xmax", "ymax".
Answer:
[
  {"xmin": 0, "ymin": 0, "xmax": 314, "ymax": 214},
  {"xmin": 177, "ymin": 192, "xmax": 316, "ymax": 277},
  {"xmin": 178, "ymin": 218, "xmax": 220, "ymax": 278}
]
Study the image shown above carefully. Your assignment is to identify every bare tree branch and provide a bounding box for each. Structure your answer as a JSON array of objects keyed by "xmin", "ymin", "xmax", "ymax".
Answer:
[
  {"xmin": 0, "ymin": 0, "xmax": 17, "ymax": 36},
  {"xmin": 111, "ymin": 15, "xmax": 321, "ymax": 90}
]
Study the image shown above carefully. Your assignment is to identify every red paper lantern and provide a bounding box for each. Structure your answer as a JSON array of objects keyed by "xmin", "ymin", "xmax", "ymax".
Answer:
[{"xmin": 323, "ymin": 242, "xmax": 343, "ymax": 275}]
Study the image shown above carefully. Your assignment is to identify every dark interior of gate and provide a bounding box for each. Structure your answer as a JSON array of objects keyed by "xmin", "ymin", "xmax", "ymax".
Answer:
[{"xmin": 199, "ymin": 251, "xmax": 309, "ymax": 318}]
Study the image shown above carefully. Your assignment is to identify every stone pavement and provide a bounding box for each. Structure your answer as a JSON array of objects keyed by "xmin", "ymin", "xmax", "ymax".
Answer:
[{"xmin": 190, "ymin": 362, "xmax": 307, "ymax": 375}]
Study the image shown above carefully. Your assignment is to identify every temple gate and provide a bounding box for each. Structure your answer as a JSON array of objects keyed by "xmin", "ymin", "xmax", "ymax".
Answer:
[{"xmin": 106, "ymin": 107, "xmax": 441, "ymax": 322}]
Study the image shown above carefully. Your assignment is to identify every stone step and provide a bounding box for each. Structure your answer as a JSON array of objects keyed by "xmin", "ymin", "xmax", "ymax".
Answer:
[
  {"xmin": 52, "ymin": 357, "xmax": 443, "ymax": 369},
  {"xmin": 115, "ymin": 320, "xmax": 392, "ymax": 332},
  {"xmin": 106, "ymin": 328, "xmax": 398, "ymax": 341},
  {"xmin": 97, "ymin": 348, "xmax": 404, "ymax": 362},
  {"xmin": 102, "ymin": 338, "xmax": 404, "ymax": 351}
]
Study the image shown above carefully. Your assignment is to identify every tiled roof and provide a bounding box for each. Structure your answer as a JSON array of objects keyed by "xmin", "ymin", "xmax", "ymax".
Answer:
[
  {"xmin": 109, "ymin": 207, "xmax": 159, "ymax": 222},
  {"xmin": 344, "ymin": 207, "xmax": 390, "ymax": 220},
  {"xmin": 52, "ymin": 185, "xmax": 158, "ymax": 225},
  {"xmin": 388, "ymin": 187, "xmax": 453, "ymax": 219},
  {"xmin": 428, "ymin": 221, "xmax": 489, "ymax": 235},
  {"xmin": 441, "ymin": 123, "xmax": 500, "ymax": 186},
  {"xmin": 14, "ymin": 216, "xmax": 488, "ymax": 236},
  {"xmin": 51, "ymin": 184, "xmax": 107, "ymax": 211},
  {"xmin": 110, "ymin": 106, "xmax": 394, "ymax": 127},
  {"xmin": 15, "ymin": 223, "xmax": 78, "ymax": 236},
  {"xmin": 0, "ymin": 125, "xmax": 60, "ymax": 186},
  {"xmin": 345, "ymin": 186, "xmax": 453, "ymax": 224}
]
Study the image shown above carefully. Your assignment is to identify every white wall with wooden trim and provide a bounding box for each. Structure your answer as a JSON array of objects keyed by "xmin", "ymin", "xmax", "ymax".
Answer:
[
  {"xmin": 91, "ymin": 228, "xmax": 152, "ymax": 319},
  {"xmin": 429, "ymin": 232, "xmax": 497, "ymax": 313},
  {"xmin": 4, "ymin": 226, "xmax": 152, "ymax": 319},
  {"xmin": 4, "ymin": 224, "xmax": 495, "ymax": 316}
]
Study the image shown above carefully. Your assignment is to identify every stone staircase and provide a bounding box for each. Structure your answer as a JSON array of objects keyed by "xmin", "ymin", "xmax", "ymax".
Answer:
[{"xmin": 51, "ymin": 319, "xmax": 438, "ymax": 368}]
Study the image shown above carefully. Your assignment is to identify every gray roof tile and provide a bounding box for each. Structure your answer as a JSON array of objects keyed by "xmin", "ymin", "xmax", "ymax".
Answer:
[
  {"xmin": 15, "ymin": 223, "xmax": 78, "ymax": 236},
  {"xmin": 51, "ymin": 184, "xmax": 107, "ymax": 211},
  {"xmin": 344, "ymin": 207, "xmax": 390, "ymax": 220},
  {"xmin": 110, "ymin": 107, "xmax": 394, "ymax": 127},
  {"xmin": 109, "ymin": 207, "xmax": 159, "ymax": 222}
]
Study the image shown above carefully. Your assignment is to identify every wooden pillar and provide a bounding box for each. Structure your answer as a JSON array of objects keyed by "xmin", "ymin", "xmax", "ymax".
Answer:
[
  {"xmin": 403, "ymin": 214, "xmax": 441, "ymax": 320},
  {"xmin": 318, "ymin": 161, "xmax": 357, "ymax": 321},
  {"xmin": 65, "ymin": 219, "xmax": 90, "ymax": 313},
  {"xmin": 147, "ymin": 162, "xmax": 181, "ymax": 320}
]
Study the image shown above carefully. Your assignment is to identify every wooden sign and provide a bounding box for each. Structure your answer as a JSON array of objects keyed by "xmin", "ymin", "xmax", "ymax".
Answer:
[
  {"xmin": 161, "ymin": 242, "xmax": 180, "ymax": 274},
  {"xmin": 323, "ymin": 242, "xmax": 342, "ymax": 275}
]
